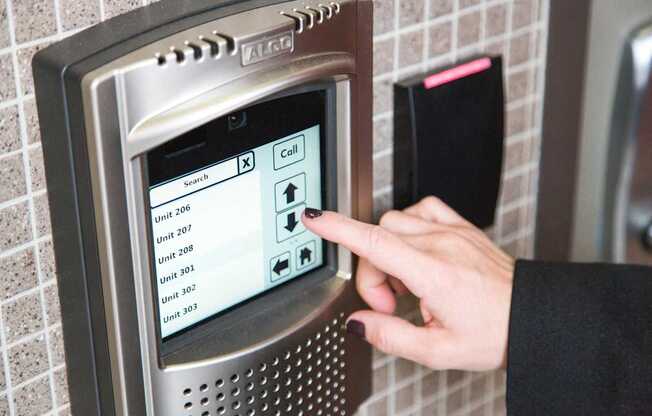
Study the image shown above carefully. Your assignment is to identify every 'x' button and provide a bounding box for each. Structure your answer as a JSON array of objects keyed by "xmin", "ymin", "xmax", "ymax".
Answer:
[{"xmin": 237, "ymin": 152, "xmax": 255, "ymax": 174}]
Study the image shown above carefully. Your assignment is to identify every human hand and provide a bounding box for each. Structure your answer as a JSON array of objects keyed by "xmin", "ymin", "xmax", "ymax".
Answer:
[{"xmin": 302, "ymin": 197, "xmax": 515, "ymax": 371}]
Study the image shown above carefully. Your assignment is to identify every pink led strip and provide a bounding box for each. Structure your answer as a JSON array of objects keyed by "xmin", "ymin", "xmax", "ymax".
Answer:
[{"xmin": 423, "ymin": 57, "xmax": 492, "ymax": 89}]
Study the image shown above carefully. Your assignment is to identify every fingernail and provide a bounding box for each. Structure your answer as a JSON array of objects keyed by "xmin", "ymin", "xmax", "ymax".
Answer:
[
  {"xmin": 304, "ymin": 208, "xmax": 323, "ymax": 219},
  {"xmin": 346, "ymin": 320, "xmax": 366, "ymax": 339}
]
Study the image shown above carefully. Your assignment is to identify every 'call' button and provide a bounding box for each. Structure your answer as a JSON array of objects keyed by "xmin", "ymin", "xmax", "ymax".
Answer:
[{"xmin": 273, "ymin": 135, "xmax": 305, "ymax": 170}]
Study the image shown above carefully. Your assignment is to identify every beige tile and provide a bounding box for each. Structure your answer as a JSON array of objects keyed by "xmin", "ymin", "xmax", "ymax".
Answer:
[
  {"xmin": 485, "ymin": 38, "xmax": 507, "ymax": 57},
  {"xmin": 17, "ymin": 42, "xmax": 51, "ymax": 96},
  {"xmin": 49, "ymin": 326, "xmax": 65, "ymax": 366},
  {"xmin": 446, "ymin": 386, "xmax": 465, "ymax": 413},
  {"xmin": 104, "ymin": 0, "xmax": 141, "ymax": 19},
  {"xmin": 500, "ymin": 173, "xmax": 526, "ymax": 205},
  {"xmin": 503, "ymin": 140, "xmax": 526, "ymax": 172},
  {"xmin": 13, "ymin": 375, "xmax": 52, "ymax": 415},
  {"xmin": 33, "ymin": 193, "xmax": 51, "ymax": 238},
  {"xmin": 0, "ymin": 105, "xmax": 21, "ymax": 154},
  {"xmin": 373, "ymin": 117, "xmax": 393, "ymax": 154},
  {"xmin": 43, "ymin": 283, "xmax": 60, "ymax": 325},
  {"xmin": 420, "ymin": 371, "xmax": 441, "ymax": 399},
  {"xmin": 486, "ymin": 4, "xmax": 507, "ymax": 38},
  {"xmin": 470, "ymin": 402, "xmax": 490, "ymax": 416},
  {"xmin": 59, "ymin": 0, "xmax": 101, "ymax": 31},
  {"xmin": 0, "ymin": 0, "xmax": 10, "ymax": 48},
  {"xmin": 8, "ymin": 333, "xmax": 49, "ymax": 384},
  {"xmin": 12, "ymin": 0, "xmax": 57, "ymax": 44},
  {"xmin": 398, "ymin": 30, "xmax": 423, "ymax": 68},
  {"xmin": 53, "ymin": 367, "xmax": 69, "ymax": 407},
  {"xmin": 38, "ymin": 239, "xmax": 56, "ymax": 282},
  {"xmin": 373, "ymin": 191, "xmax": 393, "ymax": 222},
  {"xmin": 58, "ymin": 406, "xmax": 72, "ymax": 416},
  {"xmin": 0, "ymin": 357, "xmax": 6, "ymax": 390},
  {"xmin": 399, "ymin": 0, "xmax": 424, "ymax": 27},
  {"xmin": 501, "ymin": 238, "xmax": 518, "ymax": 257},
  {"xmin": 509, "ymin": 33, "xmax": 531, "ymax": 67},
  {"xmin": 501, "ymin": 207, "xmax": 521, "ymax": 240},
  {"xmin": 0, "ymin": 153, "xmax": 26, "ymax": 203},
  {"xmin": 373, "ymin": 38, "xmax": 395, "ymax": 76},
  {"xmin": 0, "ymin": 201, "xmax": 32, "ymax": 251},
  {"xmin": 457, "ymin": 11, "xmax": 482, "ymax": 48},
  {"xmin": 494, "ymin": 369, "xmax": 506, "ymax": 390},
  {"xmin": 493, "ymin": 394, "xmax": 507, "ymax": 415},
  {"xmin": 373, "ymin": 0, "xmax": 396, "ymax": 35},
  {"xmin": 470, "ymin": 374, "xmax": 489, "ymax": 402},
  {"xmin": 394, "ymin": 358, "xmax": 415, "ymax": 381},
  {"xmin": 429, "ymin": 20, "xmax": 452, "ymax": 57},
  {"xmin": 507, "ymin": 103, "xmax": 530, "ymax": 137},
  {"xmin": 430, "ymin": 0, "xmax": 453, "ymax": 18},
  {"xmin": 373, "ymin": 78, "xmax": 393, "ymax": 115},
  {"xmin": 372, "ymin": 362, "xmax": 389, "ymax": 392},
  {"xmin": 394, "ymin": 383, "xmax": 415, "ymax": 411},
  {"xmin": 0, "ymin": 248, "xmax": 38, "ymax": 299},
  {"xmin": 3, "ymin": 292, "xmax": 44, "ymax": 343},
  {"xmin": 446, "ymin": 369, "xmax": 465, "ymax": 387},
  {"xmin": 421, "ymin": 398, "xmax": 443, "ymax": 414},
  {"xmin": 0, "ymin": 53, "xmax": 15, "ymax": 102},
  {"xmin": 373, "ymin": 152, "xmax": 392, "ymax": 190},
  {"xmin": 365, "ymin": 396, "xmax": 388, "ymax": 416},
  {"xmin": 507, "ymin": 68, "xmax": 530, "ymax": 103},
  {"xmin": 512, "ymin": 0, "xmax": 534, "ymax": 30},
  {"xmin": 524, "ymin": 200, "xmax": 536, "ymax": 229},
  {"xmin": 459, "ymin": 0, "xmax": 480, "ymax": 8},
  {"xmin": 29, "ymin": 145, "xmax": 45, "ymax": 191},
  {"xmin": 23, "ymin": 98, "xmax": 41, "ymax": 144}
]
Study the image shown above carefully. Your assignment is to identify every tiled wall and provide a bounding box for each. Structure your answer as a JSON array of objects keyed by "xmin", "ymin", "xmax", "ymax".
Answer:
[{"xmin": 0, "ymin": 0, "xmax": 548, "ymax": 414}]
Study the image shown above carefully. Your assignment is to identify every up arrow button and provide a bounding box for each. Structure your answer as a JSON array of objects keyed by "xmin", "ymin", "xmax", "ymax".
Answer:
[{"xmin": 274, "ymin": 173, "xmax": 306, "ymax": 212}]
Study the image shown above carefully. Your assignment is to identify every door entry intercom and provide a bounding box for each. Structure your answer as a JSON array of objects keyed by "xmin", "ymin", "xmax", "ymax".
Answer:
[{"xmin": 33, "ymin": 0, "xmax": 372, "ymax": 414}]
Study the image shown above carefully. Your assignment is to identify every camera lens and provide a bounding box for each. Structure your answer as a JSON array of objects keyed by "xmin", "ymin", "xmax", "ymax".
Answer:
[{"xmin": 228, "ymin": 112, "xmax": 247, "ymax": 130}]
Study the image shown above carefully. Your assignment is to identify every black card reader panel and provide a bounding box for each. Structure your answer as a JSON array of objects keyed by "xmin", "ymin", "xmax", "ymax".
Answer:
[{"xmin": 393, "ymin": 56, "xmax": 504, "ymax": 228}]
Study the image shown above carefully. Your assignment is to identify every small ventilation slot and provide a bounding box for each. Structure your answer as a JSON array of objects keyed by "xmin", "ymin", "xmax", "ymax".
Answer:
[
  {"xmin": 185, "ymin": 41, "xmax": 203, "ymax": 60},
  {"xmin": 155, "ymin": 53, "xmax": 166, "ymax": 66},
  {"xmin": 319, "ymin": 3, "xmax": 334, "ymax": 19},
  {"xmin": 306, "ymin": 6, "xmax": 324, "ymax": 24},
  {"xmin": 294, "ymin": 9, "xmax": 314, "ymax": 29},
  {"xmin": 200, "ymin": 36, "xmax": 220, "ymax": 57},
  {"xmin": 171, "ymin": 47, "xmax": 185, "ymax": 63},
  {"xmin": 214, "ymin": 32, "xmax": 236, "ymax": 55},
  {"xmin": 281, "ymin": 12, "xmax": 304, "ymax": 33}
]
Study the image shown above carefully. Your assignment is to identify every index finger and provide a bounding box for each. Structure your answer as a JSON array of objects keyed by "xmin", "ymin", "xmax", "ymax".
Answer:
[{"xmin": 302, "ymin": 210, "xmax": 437, "ymax": 297}]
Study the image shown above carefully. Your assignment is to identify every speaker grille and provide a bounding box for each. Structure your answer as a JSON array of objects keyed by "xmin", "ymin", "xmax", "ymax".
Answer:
[{"xmin": 180, "ymin": 313, "xmax": 349, "ymax": 416}]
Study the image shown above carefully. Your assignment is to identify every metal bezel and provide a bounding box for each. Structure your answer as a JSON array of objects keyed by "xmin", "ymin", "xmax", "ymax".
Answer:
[{"xmin": 78, "ymin": 1, "xmax": 368, "ymax": 413}]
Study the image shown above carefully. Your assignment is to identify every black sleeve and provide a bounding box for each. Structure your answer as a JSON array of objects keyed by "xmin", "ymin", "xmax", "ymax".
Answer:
[{"xmin": 506, "ymin": 260, "xmax": 652, "ymax": 415}]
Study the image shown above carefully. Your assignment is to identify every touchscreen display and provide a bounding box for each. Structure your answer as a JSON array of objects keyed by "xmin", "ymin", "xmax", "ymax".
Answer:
[{"xmin": 148, "ymin": 99, "xmax": 325, "ymax": 339}]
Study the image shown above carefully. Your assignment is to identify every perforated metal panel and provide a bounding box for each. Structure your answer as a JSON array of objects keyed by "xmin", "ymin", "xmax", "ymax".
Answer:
[{"xmin": 179, "ymin": 313, "xmax": 349, "ymax": 416}]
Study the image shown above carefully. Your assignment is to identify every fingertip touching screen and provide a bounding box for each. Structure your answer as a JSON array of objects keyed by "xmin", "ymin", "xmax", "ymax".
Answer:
[{"xmin": 145, "ymin": 90, "xmax": 329, "ymax": 340}]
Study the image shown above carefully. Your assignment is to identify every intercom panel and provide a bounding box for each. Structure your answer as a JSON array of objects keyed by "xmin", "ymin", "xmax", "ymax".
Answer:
[{"xmin": 33, "ymin": 0, "xmax": 373, "ymax": 414}]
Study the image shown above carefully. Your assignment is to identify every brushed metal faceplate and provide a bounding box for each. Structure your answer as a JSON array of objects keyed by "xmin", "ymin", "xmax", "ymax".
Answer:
[{"xmin": 78, "ymin": 0, "xmax": 373, "ymax": 414}]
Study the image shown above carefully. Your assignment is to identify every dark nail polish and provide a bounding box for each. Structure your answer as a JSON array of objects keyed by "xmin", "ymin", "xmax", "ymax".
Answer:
[
  {"xmin": 304, "ymin": 207, "xmax": 323, "ymax": 219},
  {"xmin": 346, "ymin": 320, "xmax": 366, "ymax": 339}
]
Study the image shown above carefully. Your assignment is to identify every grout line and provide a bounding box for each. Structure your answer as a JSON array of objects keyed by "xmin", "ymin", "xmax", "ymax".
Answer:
[
  {"xmin": 99, "ymin": 0, "xmax": 107, "ymax": 21},
  {"xmin": 13, "ymin": 14, "xmax": 58, "ymax": 411},
  {"xmin": 0, "ymin": 234, "xmax": 52, "ymax": 261},
  {"xmin": 53, "ymin": 0, "xmax": 64, "ymax": 35},
  {"xmin": 3, "ymin": 0, "xmax": 22, "ymax": 412}
]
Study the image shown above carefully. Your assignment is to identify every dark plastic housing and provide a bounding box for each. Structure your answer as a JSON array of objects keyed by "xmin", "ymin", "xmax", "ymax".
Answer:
[{"xmin": 393, "ymin": 56, "xmax": 505, "ymax": 228}]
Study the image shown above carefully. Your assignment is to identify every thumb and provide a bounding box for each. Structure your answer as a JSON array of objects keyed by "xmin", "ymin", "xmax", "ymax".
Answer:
[{"xmin": 346, "ymin": 310, "xmax": 451, "ymax": 368}]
